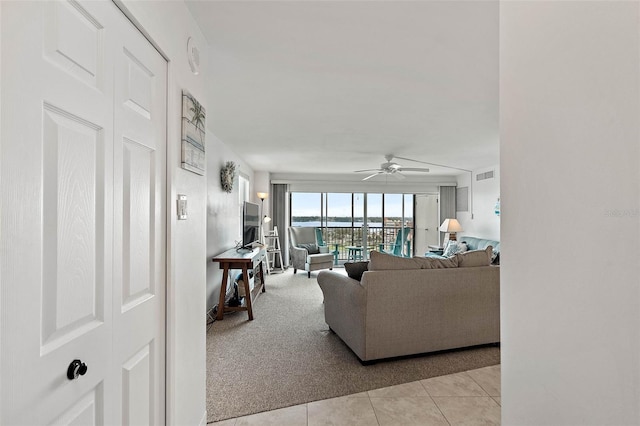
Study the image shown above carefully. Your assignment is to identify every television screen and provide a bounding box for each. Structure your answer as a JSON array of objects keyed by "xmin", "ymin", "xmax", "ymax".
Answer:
[{"xmin": 242, "ymin": 201, "xmax": 260, "ymax": 249}]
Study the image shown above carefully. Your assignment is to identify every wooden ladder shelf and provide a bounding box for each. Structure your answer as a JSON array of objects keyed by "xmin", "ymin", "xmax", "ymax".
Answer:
[{"xmin": 262, "ymin": 226, "xmax": 284, "ymax": 274}]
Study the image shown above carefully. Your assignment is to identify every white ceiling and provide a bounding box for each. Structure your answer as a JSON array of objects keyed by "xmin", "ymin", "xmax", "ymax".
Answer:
[{"xmin": 186, "ymin": 1, "xmax": 499, "ymax": 177}]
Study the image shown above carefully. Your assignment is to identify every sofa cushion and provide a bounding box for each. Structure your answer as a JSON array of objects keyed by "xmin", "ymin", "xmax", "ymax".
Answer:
[
  {"xmin": 344, "ymin": 261, "xmax": 368, "ymax": 281},
  {"xmin": 421, "ymin": 256, "xmax": 459, "ymax": 269},
  {"xmin": 456, "ymin": 246, "xmax": 493, "ymax": 267},
  {"xmin": 307, "ymin": 252, "xmax": 334, "ymax": 264},
  {"xmin": 298, "ymin": 243, "xmax": 320, "ymax": 254},
  {"xmin": 369, "ymin": 251, "xmax": 429, "ymax": 270},
  {"xmin": 459, "ymin": 236, "xmax": 500, "ymax": 261}
]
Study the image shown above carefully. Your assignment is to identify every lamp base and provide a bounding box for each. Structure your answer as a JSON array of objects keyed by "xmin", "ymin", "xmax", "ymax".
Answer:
[{"xmin": 449, "ymin": 233, "xmax": 457, "ymax": 241}]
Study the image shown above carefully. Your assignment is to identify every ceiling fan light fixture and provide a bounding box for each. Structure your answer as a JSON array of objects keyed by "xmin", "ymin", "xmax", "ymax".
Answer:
[{"xmin": 354, "ymin": 154, "xmax": 431, "ymax": 180}]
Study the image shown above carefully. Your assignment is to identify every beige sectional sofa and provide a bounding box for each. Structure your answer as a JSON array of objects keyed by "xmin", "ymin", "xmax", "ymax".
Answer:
[{"xmin": 317, "ymin": 250, "xmax": 500, "ymax": 362}]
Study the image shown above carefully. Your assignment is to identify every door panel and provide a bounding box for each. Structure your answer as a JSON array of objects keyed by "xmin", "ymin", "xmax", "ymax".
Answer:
[
  {"xmin": 51, "ymin": 385, "xmax": 104, "ymax": 426},
  {"xmin": 41, "ymin": 104, "xmax": 105, "ymax": 353},
  {"xmin": 122, "ymin": 138, "xmax": 155, "ymax": 311},
  {"xmin": 123, "ymin": 48, "xmax": 154, "ymax": 120},
  {"xmin": 1, "ymin": 2, "xmax": 114, "ymax": 423},
  {"xmin": 1, "ymin": 1, "xmax": 166, "ymax": 424},
  {"xmin": 122, "ymin": 344, "xmax": 153, "ymax": 426},
  {"xmin": 112, "ymin": 11, "xmax": 167, "ymax": 426},
  {"xmin": 44, "ymin": 0, "xmax": 103, "ymax": 89}
]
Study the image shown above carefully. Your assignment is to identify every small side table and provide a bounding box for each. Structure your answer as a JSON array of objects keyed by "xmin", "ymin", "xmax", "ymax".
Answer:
[
  {"xmin": 428, "ymin": 245, "xmax": 444, "ymax": 255},
  {"xmin": 345, "ymin": 246, "xmax": 362, "ymax": 261}
]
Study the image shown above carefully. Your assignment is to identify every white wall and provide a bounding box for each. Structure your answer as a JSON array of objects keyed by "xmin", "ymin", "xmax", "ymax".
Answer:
[
  {"xmin": 254, "ymin": 170, "xmax": 271, "ymax": 224},
  {"xmin": 117, "ymin": 1, "xmax": 208, "ymax": 424},
  {"xmin": 205, "ymin": 132, "xmax": 254, "ymax": 311},
  {"xmin": 501, "ymin": 2, "xmax": 640, "ymax": 424},
  {"xmin": 456, "ymin": 165, "xmax": 500, "ymax": 241}
]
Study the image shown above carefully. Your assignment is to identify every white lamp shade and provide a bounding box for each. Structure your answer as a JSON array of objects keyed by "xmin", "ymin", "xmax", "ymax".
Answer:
[{"xmin": 439, "ymin": 218, "xmax": 463, "ymax": 233}]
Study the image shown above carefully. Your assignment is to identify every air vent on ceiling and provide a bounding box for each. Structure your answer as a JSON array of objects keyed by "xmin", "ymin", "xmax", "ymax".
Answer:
[{"xmin": 476, "ymin": 170, "xmax": 495, "ymax": 181}]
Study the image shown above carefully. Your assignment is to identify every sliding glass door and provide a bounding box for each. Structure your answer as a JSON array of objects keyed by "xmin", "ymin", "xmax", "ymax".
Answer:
[{"xmin": 290, "ymin": 192, "xmax": 415, "ymax": 262}]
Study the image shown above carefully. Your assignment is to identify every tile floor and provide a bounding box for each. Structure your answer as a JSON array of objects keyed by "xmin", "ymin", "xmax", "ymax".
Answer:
[{"xmin": 212, "ymin": 364, "xmax": 501, "ymax": 425}]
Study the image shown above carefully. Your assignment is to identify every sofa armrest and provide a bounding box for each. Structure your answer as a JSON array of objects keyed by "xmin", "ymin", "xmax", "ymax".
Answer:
[
  {"xmin": 317, "ymin": 271, "xmax": 367, "ymax": 359},
  {"xmin": 317, "ymin": 271, "xmax": 366, "ymax": 305}
]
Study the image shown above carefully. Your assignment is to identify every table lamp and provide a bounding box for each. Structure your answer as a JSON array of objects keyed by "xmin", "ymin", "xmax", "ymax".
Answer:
[{"xmin": 439, "ymin": 218, "xmax": 463, "ymax": 241}]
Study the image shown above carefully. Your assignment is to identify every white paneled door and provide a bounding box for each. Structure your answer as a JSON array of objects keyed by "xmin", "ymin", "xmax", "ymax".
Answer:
[
  {"xmin": 1, "ymin": 1, "xmax": 167, "ymax": 424},
  {"xmin": 414, "ymin": 194, "xmax": 440, "ymax": 255}
]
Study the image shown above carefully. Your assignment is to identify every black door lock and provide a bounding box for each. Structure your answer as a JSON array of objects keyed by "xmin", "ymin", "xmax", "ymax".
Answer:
[{"xmin": 67, "ymin": 359, "xmax": 88, "ymax": 380}]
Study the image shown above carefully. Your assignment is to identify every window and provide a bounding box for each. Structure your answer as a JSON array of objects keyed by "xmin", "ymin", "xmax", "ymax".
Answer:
[
  {"xmin": 289, "ymin": 191, "xmax": 416, "ymax": 259},
  {"xmin": 290, "ymin": 192, "xmax": 322, "ymax": 227},
  {"xmin": 326, "ymin": 193, "xmax": 353, "ymax": 227},
  {"xmin": 367, "ymin": 193, "xmax": 383, "ymax": 248}
]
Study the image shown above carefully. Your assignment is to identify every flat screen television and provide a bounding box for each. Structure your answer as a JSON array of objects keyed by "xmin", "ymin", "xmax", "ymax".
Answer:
[{"xmin": 242, "ymin": 201, "xmax": 260, "ymax": 249}]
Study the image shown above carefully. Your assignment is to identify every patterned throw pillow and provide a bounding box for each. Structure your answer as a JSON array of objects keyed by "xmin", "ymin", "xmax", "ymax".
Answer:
[{"xmin": 443, "ymin": 241, "xmax": 465, "ymax": 257}]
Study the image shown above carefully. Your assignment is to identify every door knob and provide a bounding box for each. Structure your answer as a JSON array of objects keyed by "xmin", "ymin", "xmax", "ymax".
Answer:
[{"xmin": 67, "ymin": 359, "xmax": 88, "ymax": 380}]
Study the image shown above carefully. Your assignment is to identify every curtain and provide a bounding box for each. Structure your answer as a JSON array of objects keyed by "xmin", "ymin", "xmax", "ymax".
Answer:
[
  {"xmin": 271, "ymin": 183, "xmax": 289, "ymax": 268},
  {"xmin": 439, "ymin": 186, "xmax": 456, "ymax": 245}
]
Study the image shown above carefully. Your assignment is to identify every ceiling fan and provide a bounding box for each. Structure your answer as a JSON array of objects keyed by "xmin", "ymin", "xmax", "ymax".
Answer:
[{"xmin": 354, "ymin": 154, "xmax": 430, "ymax": 181}]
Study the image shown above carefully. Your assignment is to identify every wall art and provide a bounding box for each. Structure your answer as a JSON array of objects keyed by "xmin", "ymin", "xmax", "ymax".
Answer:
[{"xmin": 181, "ymin": 90, "xmax": 206, "ymax": 175}]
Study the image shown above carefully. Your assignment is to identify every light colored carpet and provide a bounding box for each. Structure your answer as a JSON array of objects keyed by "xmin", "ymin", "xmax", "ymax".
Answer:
[{"xmin": 206, "ymin": 269, "xmax": 500, "ymax": 423}]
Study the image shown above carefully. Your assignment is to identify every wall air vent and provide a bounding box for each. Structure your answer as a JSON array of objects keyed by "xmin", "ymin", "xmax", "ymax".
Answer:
[
  {"xmin": 476, "ymin": 170, "xmax": 495, "ymax": 181},
  {"xmin": 456, "ymin": 187, "xmax": 469, "ymax": 212}
]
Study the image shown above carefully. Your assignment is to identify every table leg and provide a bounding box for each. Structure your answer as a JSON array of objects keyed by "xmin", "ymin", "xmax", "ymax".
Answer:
[
  {"xmin": 216, "ymin": 265, "xmax": 230, "ymax": 320},
  {"xmin": 258, "ymin": 259, "xmax": 266, "ymax": 293},
  {"xmin": 242, "ymin": 264, "xmax": 254, "ymax": 320}
]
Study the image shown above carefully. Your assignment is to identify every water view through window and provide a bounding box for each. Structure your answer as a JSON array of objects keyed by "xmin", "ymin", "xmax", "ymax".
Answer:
[
  {"xmin": 290, "ymin": 192, "xmax": 414, "ymax": 259},
  {"xmin": 290, "ymin": 193, "xmax": 413, "ymax": 227}
]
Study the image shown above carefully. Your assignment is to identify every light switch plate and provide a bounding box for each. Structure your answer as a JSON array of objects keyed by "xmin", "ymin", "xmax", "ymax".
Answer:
[{"xmin": 177, "ymin": 195, "xmax": 187, "ymax": 220}]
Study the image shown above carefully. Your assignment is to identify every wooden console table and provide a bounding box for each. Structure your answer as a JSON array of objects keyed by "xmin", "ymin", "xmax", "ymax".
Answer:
[{"xmin": 212, "ymin": 247, "xmax": 266, "ymax": 321}]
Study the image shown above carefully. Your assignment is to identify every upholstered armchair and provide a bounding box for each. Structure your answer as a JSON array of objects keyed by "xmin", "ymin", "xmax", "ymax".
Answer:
[{"xmin": 288, "ymin": 227, "xmax": 334, "ymax": 278}]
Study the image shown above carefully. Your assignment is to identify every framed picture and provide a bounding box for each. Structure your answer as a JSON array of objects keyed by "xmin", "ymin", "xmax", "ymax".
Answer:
[{"xmin": 181, "ymin": 90, "xmax": 206, "ymax": 175}]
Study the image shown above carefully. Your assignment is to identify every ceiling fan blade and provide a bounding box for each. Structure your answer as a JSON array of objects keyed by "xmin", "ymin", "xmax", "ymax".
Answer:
[
  {"xmin": 362, "ymin": 172, "xmax": 383, "ymax": 181},
  {"xmin": 398, "ymin": 167, "xmax": 430, "ymax": 173},
  {"xmin": 392, "ymin": 171, "xmax": 406, "ymax": 180},
  {"xmin": 354, "ymin": 168, "xmax": 381, "ymax": 173},
  {"xmin": 393, "ymin": 155, "xmax": 432, "ymax": 166}
]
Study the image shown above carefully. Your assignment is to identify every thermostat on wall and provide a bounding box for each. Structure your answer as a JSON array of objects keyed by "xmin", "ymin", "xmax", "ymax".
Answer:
[{"xmin": 187, "ymin": 37, "xmax": 200, "ymax": 75}]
